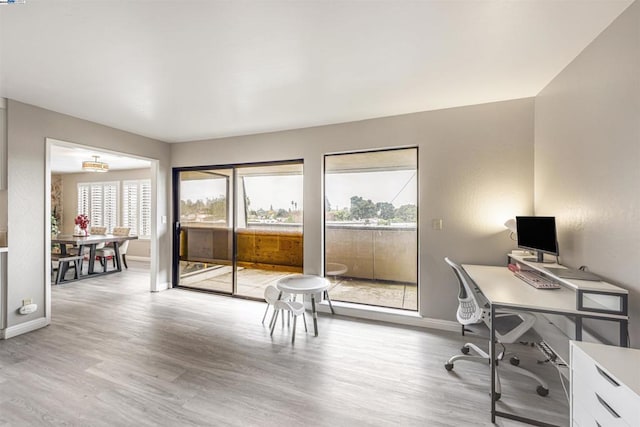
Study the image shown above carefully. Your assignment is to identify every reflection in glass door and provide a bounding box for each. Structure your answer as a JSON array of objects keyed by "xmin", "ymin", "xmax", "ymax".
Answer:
[
  {"xmin": 173, "ymin": 161, "xmax": 303, "ymax": 300},
  {"xmin": 175, "ymin": 169, "xmax": 234, "ymax": 293}
]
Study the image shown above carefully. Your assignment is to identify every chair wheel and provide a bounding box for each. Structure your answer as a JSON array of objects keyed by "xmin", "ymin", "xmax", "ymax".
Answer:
[
  {"xmin": 536, "ymin": 386, "xmax": 549, "ymax": 397},
  {"xmin": 509, "ymin": 356, "xmax": 520, "ymax": 366},
  {"xmin": 444, "ymin": 363, "xmax": 454, "ymax": 371},
  {"xmin": 493, "ymin": 392, "xmax": 501, "ymax": 401},
  {"xmin": 461, "ymin": 346, "xmax": 470, "ymax": 355}
]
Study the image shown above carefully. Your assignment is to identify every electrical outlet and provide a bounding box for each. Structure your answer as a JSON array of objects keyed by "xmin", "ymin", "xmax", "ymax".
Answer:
[{"xmin": 22, "ymin": 298, "xmax": 32, "ymax": 306}]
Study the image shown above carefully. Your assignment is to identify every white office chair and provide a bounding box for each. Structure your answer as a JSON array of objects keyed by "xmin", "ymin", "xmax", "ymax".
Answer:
[{"xmin": 443, "ymin": 257, "xmax": 549, "ymax": 400}]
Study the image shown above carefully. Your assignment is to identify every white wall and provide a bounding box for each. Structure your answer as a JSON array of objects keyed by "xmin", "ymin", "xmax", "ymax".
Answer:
[
  {"xmin": 3, "ymin": 100, "xmax": 171, "ymax": 337},
  {"xmin": 535, "ymin": 1, "xmax": 640, "ymax": 346},
  {"xmin": 59, "ymin": 168, "xmax": 151, "ymax": 258},
  {"xmin": 172, "ymin": 98, "xmax": 535, "ymax": 322}
]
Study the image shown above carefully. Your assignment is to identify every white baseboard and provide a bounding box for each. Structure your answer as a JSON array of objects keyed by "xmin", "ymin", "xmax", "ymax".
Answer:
[
  {"xmin": 1, "ymin": 317, "xmax": 49, "ymax": 339},
  {"xmin": 316, "ymin": 302, "xmax": 460, "ymax": 332},
  {"xmin": 127, "ymin": 255, "xmax": 151, "ymax": 262}
]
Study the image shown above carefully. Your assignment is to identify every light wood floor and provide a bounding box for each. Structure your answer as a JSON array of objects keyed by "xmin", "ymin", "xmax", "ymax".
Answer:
[{"xmin": 1, "ymin": 261, "xmax": 569, "ymax": 426}]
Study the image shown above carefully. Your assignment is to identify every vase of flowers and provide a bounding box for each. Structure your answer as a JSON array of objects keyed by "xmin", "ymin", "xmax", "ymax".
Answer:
[{"xmin": 74, "ymin": 214, "xmax": 90, "ymax": 236}]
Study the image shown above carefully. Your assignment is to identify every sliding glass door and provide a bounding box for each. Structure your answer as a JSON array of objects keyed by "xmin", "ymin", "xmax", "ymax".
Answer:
[
  {"xmin": 174, "ymin": 168, "xmax": 234, "ymax": 293},
  {"xmin": 173, "ymin": 161, "xmax": 303, "ymax": 299},
  {"xmin": 235, "ymin": 163, "xmax": 303, "ymax": 298}
]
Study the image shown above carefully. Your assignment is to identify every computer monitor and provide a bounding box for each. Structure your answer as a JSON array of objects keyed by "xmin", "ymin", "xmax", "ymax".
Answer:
[{"xmin": 516, "ymin": 216, "xmax": 558, "ymax": 263}]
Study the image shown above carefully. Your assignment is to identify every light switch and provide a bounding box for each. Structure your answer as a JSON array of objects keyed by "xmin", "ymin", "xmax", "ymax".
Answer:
[
  {"xmin": 432, "ymin": 219, "xmax": 443, "ymax": 230},
  {"xmin": 161, "ymin": 216, "xmax": 167, "ymax": 224}
]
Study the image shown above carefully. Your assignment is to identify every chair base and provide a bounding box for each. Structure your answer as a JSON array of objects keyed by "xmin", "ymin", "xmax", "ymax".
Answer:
[{"xmin": 445, "ymin": 342, "xmax": 549, "ymax": 399}]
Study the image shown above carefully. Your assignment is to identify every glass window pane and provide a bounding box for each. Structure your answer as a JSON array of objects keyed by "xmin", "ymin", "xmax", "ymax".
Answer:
[
  {"xmin": 324, "ymin": 148, "xmax": 418, "ymax": 311},
  {"xmin": 235, "ymin": 162, "xmax": 304, "ymax": 299},
  {"xmin": 178, "ymin": 169, "xmax": 233, "ymax": 294}
]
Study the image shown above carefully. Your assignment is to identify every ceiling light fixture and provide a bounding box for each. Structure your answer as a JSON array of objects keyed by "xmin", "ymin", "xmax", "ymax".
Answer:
[{"xmin": 82, "ymin": 155, "xmax": 109, "ymax": 173}]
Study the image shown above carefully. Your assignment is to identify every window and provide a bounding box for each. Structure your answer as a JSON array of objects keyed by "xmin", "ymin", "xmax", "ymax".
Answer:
[
  {"xmin": 122, "ymin": 180, "xmax": 152, "ymax": 238},
  {"xmin": 324, "ymin": 148, "xmax": 418, "ymax": 310},
  {"xmin": 77, "ymin": 179, "xmax": 151, "ymax": 237},
  {"xmin": 77, "ymin": 182, "xmax": 118, "ymax": 232}
]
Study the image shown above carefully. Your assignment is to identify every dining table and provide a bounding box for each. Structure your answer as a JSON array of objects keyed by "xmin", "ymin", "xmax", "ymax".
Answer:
[{"xmin": 52, "ymin": 233, "xmax": 138, "ymax": 281}]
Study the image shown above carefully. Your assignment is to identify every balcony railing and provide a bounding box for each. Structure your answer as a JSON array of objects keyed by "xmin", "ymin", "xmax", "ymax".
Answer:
[{"xmin": 179, "ymin": 222, "xmax": 415, "ymax": 284}]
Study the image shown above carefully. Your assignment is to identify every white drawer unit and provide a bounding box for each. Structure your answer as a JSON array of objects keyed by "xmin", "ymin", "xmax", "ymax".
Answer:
[{"xmin": 570, "ymin": 341, "xmax": 640, "ymax": 427}]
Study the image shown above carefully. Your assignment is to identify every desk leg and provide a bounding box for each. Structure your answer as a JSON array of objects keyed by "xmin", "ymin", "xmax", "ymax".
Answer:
[
  {"xmin": 620, "ymin": 319, "xmax": 629, "ymax": 347},
  {"xmin": 311, "ymin": 293, "xmax": 319, "ymax": 336},
  {"xmin": 575, "ymin": 316, "xmax": 583, "ymax": 341},
  {"xmin": 490, "ymin": 304, "xmax": 496, "ymax": 422}
]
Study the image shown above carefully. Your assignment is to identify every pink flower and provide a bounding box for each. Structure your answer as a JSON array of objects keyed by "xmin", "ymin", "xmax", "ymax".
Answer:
[{"xmin": 74, "ymin": 214, "xmax": 89, "ymax": 229}]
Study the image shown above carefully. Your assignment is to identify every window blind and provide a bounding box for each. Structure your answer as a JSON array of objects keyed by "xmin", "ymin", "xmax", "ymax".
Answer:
[
  {"xmin": 78, "ymin": 182, "xmax": 119, "ymax": 232},
  {"xmin": 122, "ymin": 179, "xmax": 151, "ymax": 238},
  {"xmin": 140, "ymin": 180, "xmax": 152, "ymax": 238}
]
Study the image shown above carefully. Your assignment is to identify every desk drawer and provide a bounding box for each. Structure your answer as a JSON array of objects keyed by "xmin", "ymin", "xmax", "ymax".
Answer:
[
  {"xmin": 573, "ymin": 385, "xmax": 631, "ymax": 427},
  {"xmin": 572, "ymin": 346, "xmax": 640, "ymax": 423}
]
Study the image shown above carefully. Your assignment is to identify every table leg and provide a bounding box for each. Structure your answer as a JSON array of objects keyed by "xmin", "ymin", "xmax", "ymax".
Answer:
[
  {"xmin": 113, "ymin": 242, "xmax": 122, "ymax": 271},
  {"xmin": 490, "ymin": 304, "xmax": 496, "ymax": 422},
  {"xmin": 88, "ymin": 244, "xmax": 96, "ymax": 274},
  {"xmin": 311, "ymin": 293, "xmax": 318, "ymax": 336},
  {"xmin": 76, "ymin": 244, "xmax": 86, "ymax": 275}
]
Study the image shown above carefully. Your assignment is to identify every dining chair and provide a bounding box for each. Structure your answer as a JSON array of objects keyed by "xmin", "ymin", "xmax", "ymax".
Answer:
[{"xmin": 95, "ymin": 227, "xmax": 131, "ymax": 271}]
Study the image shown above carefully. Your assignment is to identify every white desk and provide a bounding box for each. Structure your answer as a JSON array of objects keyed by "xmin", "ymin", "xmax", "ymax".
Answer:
[
  {"xmin": 462, "ymin": 263, "xmax": 629, "ymax": 427},
  {"xmin": 276, "ymin": 274, "xmax": 329, "ymax": 337}
]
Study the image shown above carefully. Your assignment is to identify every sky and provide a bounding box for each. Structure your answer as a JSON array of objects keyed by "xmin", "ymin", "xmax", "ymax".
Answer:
[
  {"xmin": 180, "ymin": 170, "xmax": 417, "ymax": 211},
  {"xmin": 326, "ymin": 170, "xmax": 417, "ymax": 211}
]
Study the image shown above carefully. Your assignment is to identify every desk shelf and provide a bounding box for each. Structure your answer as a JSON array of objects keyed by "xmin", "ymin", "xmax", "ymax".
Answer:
[{"xmin": 507, "ymin": 253, "xmax": 628, "ymax": 318}]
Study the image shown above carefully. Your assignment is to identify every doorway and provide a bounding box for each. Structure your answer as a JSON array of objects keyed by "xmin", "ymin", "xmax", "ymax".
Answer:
[
  {"xmin": 172, "ymin": 160, "xmax": 303, "ymax": 299},
  {"xmin": 45, "ymin": 138, "xmax": 158, "ymax": 293}
]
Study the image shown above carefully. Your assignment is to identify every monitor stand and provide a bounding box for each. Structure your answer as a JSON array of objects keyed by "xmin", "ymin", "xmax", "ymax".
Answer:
[{"xmin": 523, "ymin": 251, "xmax": 555, "ymax": 264}]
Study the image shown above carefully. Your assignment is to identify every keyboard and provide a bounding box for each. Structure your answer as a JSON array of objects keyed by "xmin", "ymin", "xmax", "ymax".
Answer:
[{"xmin": 514, "ymin": 270, "xmax": 561, "ymax": 289}]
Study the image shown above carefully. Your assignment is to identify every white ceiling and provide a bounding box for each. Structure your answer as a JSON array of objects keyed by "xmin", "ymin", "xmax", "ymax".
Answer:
[
  {"xmin": 51, "ymin": 144, "xmax": 151, "ymax": 174},
  {"xmin": 0, "ymin": 0, "xmax": 633, "ymax": 143}
]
